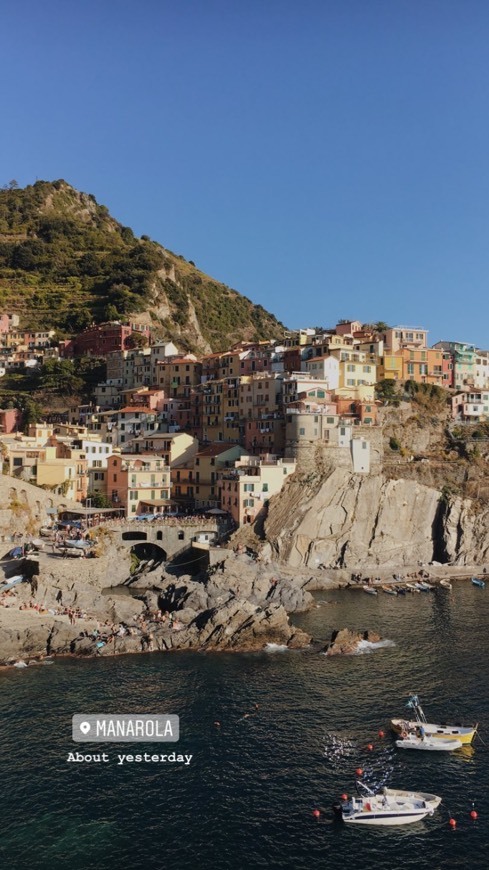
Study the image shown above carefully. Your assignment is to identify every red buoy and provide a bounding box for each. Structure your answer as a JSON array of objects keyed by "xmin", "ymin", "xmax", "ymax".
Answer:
[
  {"xmin": 470, "ymin": 810, "xmax": 478, "ymax": 820},
  {"xmin": 449, "ymin": 818, "xmax": 457, "ymax": 828},
  {"xmin": 355, "ymin": 767, "xmax": 363, "ymax": 776},
  {"xmin": 313, "ymin": 809, "xmax": 320, "ymax": 818},
  {"xmin": 367, "ymin": 743, "xmax": 374, "ymax": 751},
  {"xmin": 378, "ymin": 730, "xmax": 385, "ymax": 739},
  {"xmin": 341, "ymin": 793, "xmax": 348, "ymax": 801}
]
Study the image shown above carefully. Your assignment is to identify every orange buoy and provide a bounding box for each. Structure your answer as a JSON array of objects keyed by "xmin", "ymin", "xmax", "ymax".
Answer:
[
  {"xmin": 378, "ymin": 730, "xmax": 385, "ymax": 738},
  {"xmin": 341, "ymin": 793, "xmax": 348, "ymax": 801},
  {"xmin": 313, "ymin": 809, "xmax": 320, "ymax": 818},
  {"xmin": 449, "ymin": 818, "xmax": 457, "ymax": 828},
  {"xmin": 470, "ymin": 810, "xmax": 478, "ymax": 820},
  {"xmin": 367, "ymin": 743, "xmax": 374, "ymax": 751},
  {"xmin": 355, "ymin": 767, "xmax": 363, "ymax": 776}
]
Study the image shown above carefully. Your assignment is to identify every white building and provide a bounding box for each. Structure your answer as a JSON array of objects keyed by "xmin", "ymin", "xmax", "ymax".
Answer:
[
  {"xmin": 303, "ymin": 355, "xmax": 340, "ymax": 389},
  {"xmin": 474, "ymin": 351, "xmax": 489, "ymax": 389},
  {"xmin": 351, "ymin": 437, "xmax": 371, "ymax": 473}
]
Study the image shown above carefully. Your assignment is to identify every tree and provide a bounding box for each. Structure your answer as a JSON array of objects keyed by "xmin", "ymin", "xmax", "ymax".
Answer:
[
  {"xmin": 37, "ymin": 359, "xmax": 84, "ymax": 395},
  {"xmin": 125, "ymin": 331, "xmax": 148, "ymax": 349},
  {"xmin": 20, "ymin": 397, "xmax": 43, "ymax": 429},
  {"xmin": 86, "ymin": 492, "xmax": 113, "ymax": 508},
  {"xmin": 64, "ymin": 307, "xmax": 93, "ymax": 333},
  {"xmin": 103, "ymin": 304, "xmax": 120, "ymax": 321}
]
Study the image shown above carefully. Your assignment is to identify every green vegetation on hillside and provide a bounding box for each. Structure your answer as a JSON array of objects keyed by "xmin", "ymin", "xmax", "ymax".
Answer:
[{"xmin": 0, "ymin": 180, "xmax": 285, "ymax": 350}]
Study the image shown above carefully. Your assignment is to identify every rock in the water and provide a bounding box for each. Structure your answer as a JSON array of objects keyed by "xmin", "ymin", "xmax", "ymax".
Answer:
[{"xmin": 324, "ymin": 628, "xmax": 382, "ymax": 656}]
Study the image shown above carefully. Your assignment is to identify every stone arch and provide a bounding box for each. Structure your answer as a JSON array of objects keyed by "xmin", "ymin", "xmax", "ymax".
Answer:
[{"xmin": 131, "ymin": 542, "xmax": 167, "ymax": 563}]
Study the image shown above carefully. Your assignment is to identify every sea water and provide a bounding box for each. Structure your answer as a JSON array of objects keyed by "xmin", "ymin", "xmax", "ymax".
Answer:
[{"xmin": 1, "ymin": 583, "xmax": 488, "ymax": 869}]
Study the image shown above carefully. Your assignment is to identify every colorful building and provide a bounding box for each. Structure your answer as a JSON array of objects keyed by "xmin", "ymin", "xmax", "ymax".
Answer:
[
  {"xmin": 219, "ymin": 455, "xmax": 296, "ymax": 525},
  {"xmin": 108, "ymin": 454, "xmax": 171, "ymax": 516}
]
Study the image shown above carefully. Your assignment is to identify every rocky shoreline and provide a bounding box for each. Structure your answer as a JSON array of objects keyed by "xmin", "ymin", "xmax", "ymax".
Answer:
[
  {"xmin": 1, "ymin": 501, "xmax": 487, "ymax": 669},
  {"xmin": 0, "ymin": 543, "xmax": 317, "ymax": 667}
]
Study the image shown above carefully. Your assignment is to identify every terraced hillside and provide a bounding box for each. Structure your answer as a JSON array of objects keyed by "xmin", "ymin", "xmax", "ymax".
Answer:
[{"xmin": 0, "ymin": 180, "xmax": 285, "ymax": 352}]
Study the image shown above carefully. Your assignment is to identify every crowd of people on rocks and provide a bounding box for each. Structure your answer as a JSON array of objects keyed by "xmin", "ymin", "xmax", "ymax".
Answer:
[{"xmin": 0, "ymin": 581, "xmax": 186, "ymax": 655}]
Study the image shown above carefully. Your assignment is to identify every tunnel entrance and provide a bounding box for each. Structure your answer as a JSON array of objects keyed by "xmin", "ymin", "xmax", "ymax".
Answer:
[{"xmin": 130, "ymin": 542, "xmax": 167, "ymax": 565}]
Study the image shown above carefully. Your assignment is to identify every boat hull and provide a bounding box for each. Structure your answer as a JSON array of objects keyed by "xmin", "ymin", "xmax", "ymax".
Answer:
[
  {"xmin": 391, "ymin": 718, "xmax": 476, "ymax": 745},
  {"xmin": 343, "ymin": 810, "xmax": 432, "ymax": 825},
  {"xmin": 396, "ymin": 736, "xmax": 462, "ymax": 751}
]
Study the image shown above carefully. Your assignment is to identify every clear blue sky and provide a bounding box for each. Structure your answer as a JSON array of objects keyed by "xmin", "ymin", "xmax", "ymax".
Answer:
[{"xmin": 2, "ymin": 0, "xmax": 489, "ymax": 346}]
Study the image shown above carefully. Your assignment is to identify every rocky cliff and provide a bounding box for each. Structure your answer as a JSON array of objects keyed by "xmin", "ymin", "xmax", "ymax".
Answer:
[{"xmin": 263, "ymin": 467, "xmax": 489, "ymax": 568}]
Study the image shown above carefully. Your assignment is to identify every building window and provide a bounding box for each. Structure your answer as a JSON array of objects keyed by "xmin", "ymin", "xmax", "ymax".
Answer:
[{"xmin": 299, "ymin": 427, "xmax": 305, "ymax": 436}]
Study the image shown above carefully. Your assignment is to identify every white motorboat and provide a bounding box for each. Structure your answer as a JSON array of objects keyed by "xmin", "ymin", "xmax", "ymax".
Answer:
[
  {"xmin": 333, "ymin": 781, "xmax": 441, "ymax": 826},
  {"xmin": 362, "ymin": 586, "xmax": 378, "ymax": 595},
  {"xmin": 396, "ymin": 732, "xmax": 462, "ymax": 751},
  {"xmin": 391, "ymin": 695, "xmax": 478, "ymax": 745}
]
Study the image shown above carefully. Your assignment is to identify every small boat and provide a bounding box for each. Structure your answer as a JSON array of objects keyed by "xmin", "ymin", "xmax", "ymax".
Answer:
[
  {"xmin": 0, "ymin": 575, "xmax": 25, "ymax": 591},
  {"xmin": 471, "ymin": 577, "xmax": 485, "ymax": 588},
  {"xmin": 396, "ymin": 586, "xmax": 407, "ymax": 596},
  {"xmin": 416, "ymin": 581, "xmax": 432, "ymax": 592},
  {"xmin": 63, "ymin": 539, "xmax": 91, "ymax": 550},
  {"xmin": 39, "ymin": 527, "xmax": 55, "ymax": 537},
  {"xmin": 439, "ymin": 579, "xmax": 452, "ymax": 590},
  {"xmin": 396, "ymin": 733, "xmax": 462, "ymax": 751},
  {"xmin": 406, "ymin": 583, "xmax": 420, "ymax": 593},
  {"xmin": 391, "ymin": 695, "xmax": 478, "ymax": 745},
  {"xmin": 382, "ymin": 586, "xmax": 398, "ymax": 595},
  {"xmin": 362, "ymin": 586, "xmax": 378, "ymax": 595},
  {"xmin": 333, "ymin": 781, "xmax": 441, "ymax": 826}
]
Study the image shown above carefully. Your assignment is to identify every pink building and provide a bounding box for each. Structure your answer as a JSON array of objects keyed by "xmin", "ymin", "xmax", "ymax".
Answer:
[{"xmin": 0, "ymin": 407, "xmax": 22, "ymax": 433}]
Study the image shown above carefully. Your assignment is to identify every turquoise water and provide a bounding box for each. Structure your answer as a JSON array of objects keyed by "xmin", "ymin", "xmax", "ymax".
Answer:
[{"xmin": 1, "ymin": 584, "xmax": 488, "ymax": 869}]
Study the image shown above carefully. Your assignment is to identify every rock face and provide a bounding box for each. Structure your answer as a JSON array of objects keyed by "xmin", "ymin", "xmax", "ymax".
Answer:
[
  {"xmin": 0, "ymin": 545, "xmax": 312, "ymax": 664},
  {"xmin": 264, "ymin": 467, "xmax": 489, "ymax": 568},
  {"xmin": 0, "ymin": 475, "xmax": 80, "ymax": 542},
  {"xmin": 324, "ymin": 628, "xmax": 382, "ymax": 656}
]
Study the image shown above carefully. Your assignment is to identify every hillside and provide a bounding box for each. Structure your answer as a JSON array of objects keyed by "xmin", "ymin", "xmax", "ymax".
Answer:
[{"xmin": 0, "ymin": 180, "xmax": 285, "ymax": 352}]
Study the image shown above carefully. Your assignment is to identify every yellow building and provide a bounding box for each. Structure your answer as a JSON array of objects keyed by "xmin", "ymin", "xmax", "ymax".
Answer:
[
  {"xmin": 130, "ymin": 431, "xmax": 198, "ymax": 467},
  {"xmin": 378, "ymin": 353, "xmax": 404, "ymax": 382},
  {"xmin": 8, "ymin": 439, "xmax": 88, "ymax": 501}
]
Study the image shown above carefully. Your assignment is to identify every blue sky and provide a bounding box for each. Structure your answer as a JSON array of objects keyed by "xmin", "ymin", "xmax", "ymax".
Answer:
[{"xmin": 2, "ymin": 0, "xmax": 489, "ymax": 346}]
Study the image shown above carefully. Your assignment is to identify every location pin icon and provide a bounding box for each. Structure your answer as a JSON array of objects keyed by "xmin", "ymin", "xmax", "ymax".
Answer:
[{"xmin": 80, "ymin": 721, "xmax": 91, "ymax": 735}]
